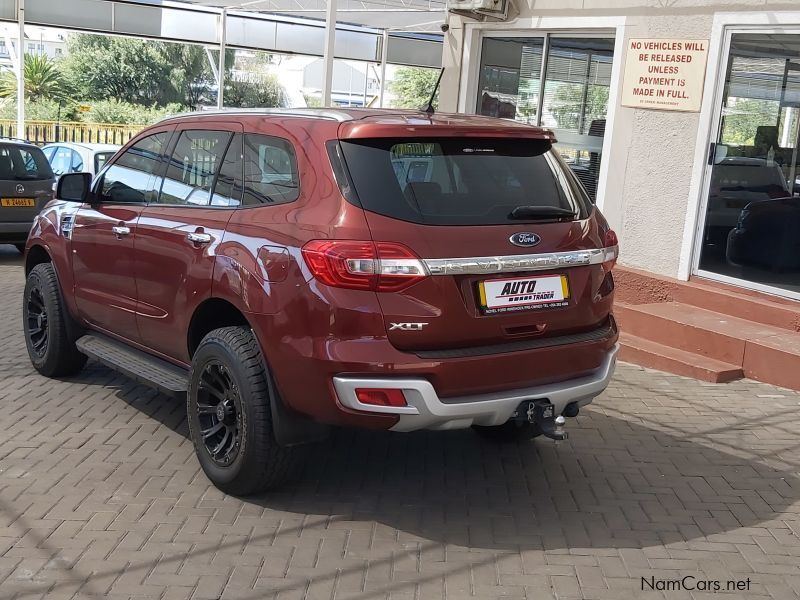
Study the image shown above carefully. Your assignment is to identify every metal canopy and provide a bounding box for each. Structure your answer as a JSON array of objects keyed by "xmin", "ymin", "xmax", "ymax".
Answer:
[
  {"xmin": 172, "ymin": 0, "xmax": 447, "ymax": 33},
  {"xmin": 2, "ymin": 0, "xmax": 443, "ymax": 127},
  {"xmin": 0, "ymin": 0, "xmax": 443, "ymax": 67}
]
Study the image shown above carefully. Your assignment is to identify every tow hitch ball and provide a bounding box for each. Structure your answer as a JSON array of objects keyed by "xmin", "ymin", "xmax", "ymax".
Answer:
[{"xmin": 513, "ymin": 400, "xmax": 568, "ymax": 441}]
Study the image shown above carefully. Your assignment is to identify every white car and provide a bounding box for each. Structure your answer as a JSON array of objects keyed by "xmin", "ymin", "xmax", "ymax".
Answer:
[{"xmin": 42, "ymin": 142, "xmax": 121, "ymax": 177}]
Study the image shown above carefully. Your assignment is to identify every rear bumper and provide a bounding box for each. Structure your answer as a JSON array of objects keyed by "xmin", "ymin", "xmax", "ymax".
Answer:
[
  {"xmin": 0, "ymin": 221, "xmax": 33, "ymax": 241},
  {"xmin": 332, "ymin": 344, "xmax": 618, "ymax": 432}
]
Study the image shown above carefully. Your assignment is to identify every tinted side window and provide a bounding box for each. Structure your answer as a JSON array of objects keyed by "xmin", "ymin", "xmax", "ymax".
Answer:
[
  {"xmin": 158, "ymin": 130, "xmax": 232, "ymax": 206},
  {"xmin": 242, "ymin": 135, "xmax": 299, "ymax": 206},
  {"xmin": 211, "ymin": 134, "xmax": 244, "ymax": 207},
  {"xmin": 94, "ymin": 152, "xmax": 114, "ymax": 174},
  {"xmin": 50, "ymin": 146, "xmax": 71, "ymax": 176},
  {"xmin": 70, "ymin": 150, "xmax": 84, "ymax": 173},
  {"xmin": 101, "ymin": 132, "xmax": 169, "ymax": 204}
]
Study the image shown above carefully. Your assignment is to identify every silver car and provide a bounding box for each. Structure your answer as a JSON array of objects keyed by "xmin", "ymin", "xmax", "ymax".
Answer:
[
  {"xmin": 42, "ymin": 142, "xmax": 121, "ymax": 177},
  {"xmin": 0, "ymin": 140, "xmax": 55, "ymax": 253}
]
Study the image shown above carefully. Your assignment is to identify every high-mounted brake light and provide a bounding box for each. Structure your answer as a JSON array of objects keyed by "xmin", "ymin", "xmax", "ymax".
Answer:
[
  {"xmin": 301, "ymin": 240, "xmax": 428, "ymax": 292},
  {"xmin": 602, "ymin": 229, "xmax": 619, "ymax": 271}
]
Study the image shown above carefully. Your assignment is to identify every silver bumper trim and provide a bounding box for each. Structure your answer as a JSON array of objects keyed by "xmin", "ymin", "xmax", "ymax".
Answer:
[{"xmin": 332, "ymin": 344, "xmax": 618, "ymax": 432}]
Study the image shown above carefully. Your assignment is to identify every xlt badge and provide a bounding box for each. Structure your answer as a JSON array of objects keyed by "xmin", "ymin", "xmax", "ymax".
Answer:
[{"xmin": 389, "ymin": 322, "xmax": 428, "ymax": 331}]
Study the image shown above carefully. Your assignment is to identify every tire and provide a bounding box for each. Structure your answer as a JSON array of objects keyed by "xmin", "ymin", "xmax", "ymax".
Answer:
[
  {"xmin": 23, "ymin": 263, "xmax": 87, "ymax": 377},
  {"xmin": 187, "ymin": 326, "xmax": 302, "ymax": 495},
  {"xmin": 14, "ymin": 243, "xmax": 25, "ymax": 254},
  {"xmin": 472, "ymin": 421, "xmax": 542, "ymax": 442}
]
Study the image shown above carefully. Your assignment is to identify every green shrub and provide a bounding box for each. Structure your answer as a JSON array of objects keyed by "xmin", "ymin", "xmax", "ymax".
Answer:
[
  {"xmin": 0, "ymin": 99, "xmax": 79, "ymax": 121},
  {"xmin": 81, "ymin": 100, "xmax": 185, "ymax": 125}
]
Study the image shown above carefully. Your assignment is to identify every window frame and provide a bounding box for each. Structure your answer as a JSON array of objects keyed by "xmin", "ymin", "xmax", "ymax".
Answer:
[
  {"xmin": 240, "ymin": 132, "xmax": 301, "ymax": 208},
  {"xmin": 148, "ymin": 123, "xmax": 244, "ymax": 210},
  {"xmin": 92, "ymin": 126, "xmax": 175, "ymax": 206},
  {"xmin": 154, "ymin": 128, "xmax": 235, "ymax": 208}
]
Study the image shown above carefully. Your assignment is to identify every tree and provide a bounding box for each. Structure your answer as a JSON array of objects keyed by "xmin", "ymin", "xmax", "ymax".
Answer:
[
  {"xmin": 224, "ymin": 73, "xmax": 287, "ymax": 109},
  {"xmin": 158, "ymin": 44, "xmax": 216, "ymax": 109},
  {"xmin": 549, "ymin": 84, "xmax": 609, "ymax": 132},
  {"xmin": 390, "ymin": 67, "xmax": 439, "ymax": 109},
  {"xmin": 61, "ymin": 34, "xmax": 171, "ymax": 106},
  {"xmin": 0, "ymin": 53, "xmax": 72, "ymax": 103},
  {"xmin": 60, "ymin": 34, "xmax": 218, "ymax": 109},
  {"xmin": 720, "ymin": 98, "xmax": 780, "ymax": 146}
]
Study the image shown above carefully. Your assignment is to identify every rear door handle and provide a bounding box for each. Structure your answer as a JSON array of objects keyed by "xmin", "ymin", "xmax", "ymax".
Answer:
[
  {"xmin": 112, "ymin": 225, "xmax": 130, "ymax": 238},
  {"xmin": 187, "ymin": 232, "xmax": 212, "ymax": 244}
]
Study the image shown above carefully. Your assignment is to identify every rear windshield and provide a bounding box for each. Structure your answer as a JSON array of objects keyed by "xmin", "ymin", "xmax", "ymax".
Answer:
[
  {"xmin": 0, "ymin": 144, "xmax": 53, "ymax": 181},
  {"xmin": 336, "ymin": 138, "xmax": 591, "ymax": 225}
]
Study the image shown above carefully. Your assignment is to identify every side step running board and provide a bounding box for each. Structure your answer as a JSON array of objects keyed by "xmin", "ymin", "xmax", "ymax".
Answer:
[{"xmin": 76, "ymin": 334, "xmax": 189, "ymax": 399}]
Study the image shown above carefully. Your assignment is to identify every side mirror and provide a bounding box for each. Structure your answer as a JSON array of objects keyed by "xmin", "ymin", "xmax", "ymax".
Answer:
[{"xmin": 56, "ymin": 172, "xmax": 92, "ymax": 203}]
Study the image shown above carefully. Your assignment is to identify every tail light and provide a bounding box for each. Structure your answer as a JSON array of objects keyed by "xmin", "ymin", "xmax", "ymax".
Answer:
[
  {"xmin": 602, "ymin": 229, "xmax": 619, "ymax": 271},
  {"xmin": 355, "ymin": 388, "xmax": 407, "ymax": 407},
  {"xmin": 301, "ymin": 240, "xmax": 428, "ymax": 292}
]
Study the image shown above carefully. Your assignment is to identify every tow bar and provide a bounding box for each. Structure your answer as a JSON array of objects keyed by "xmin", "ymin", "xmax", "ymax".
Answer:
[{"xmin": 513, "ymin": 399, "xmax": 568, "ymax": 440}]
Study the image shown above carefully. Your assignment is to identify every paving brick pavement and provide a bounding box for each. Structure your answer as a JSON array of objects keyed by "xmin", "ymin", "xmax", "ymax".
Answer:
[{"xmin": 1, "ymin": 244, "xmax": 800, "ymax": 599}]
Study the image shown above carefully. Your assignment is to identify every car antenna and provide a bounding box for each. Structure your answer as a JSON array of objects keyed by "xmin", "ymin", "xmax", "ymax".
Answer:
[{"xmin": 421, "ymin": 67, "xmax": 445, "ymax": 115}]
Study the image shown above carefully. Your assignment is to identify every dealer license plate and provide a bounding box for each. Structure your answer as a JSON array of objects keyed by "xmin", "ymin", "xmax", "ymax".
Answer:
[
  {"xmin": 478, "ymin": 274, "xmax": 570, "ymax": 314},
  {"xmin": 1, "ymin": 198, "xmax": 35, "ymax": 207}
]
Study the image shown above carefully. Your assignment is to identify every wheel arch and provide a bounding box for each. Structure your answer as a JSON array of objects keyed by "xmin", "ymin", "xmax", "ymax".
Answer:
[
  {"xmin": 187, "ymin": 297, "xmax": 251, "ymax": 359},
  {"xmin": 186, "ymin": 297, "xmax": 329, "ymax": 447},
  {"xmin": 25, "ymin": 244, "xmax": 52, "ymax": 276}
]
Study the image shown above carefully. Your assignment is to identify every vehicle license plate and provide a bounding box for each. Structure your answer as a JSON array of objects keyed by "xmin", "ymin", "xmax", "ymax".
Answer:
[
  {"xmin": 478, "ymin": 274, "xmax": 569, "ymax": 314},
  {"xmin": 1, "ymin": 198, "xmax": 35, "ymax": 207}
]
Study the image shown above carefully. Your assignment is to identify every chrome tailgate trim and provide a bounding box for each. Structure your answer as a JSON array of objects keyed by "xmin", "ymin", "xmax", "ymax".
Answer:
[{"xmin": 423, "ymin": 247, "xmax": 615, "ymax": 276}]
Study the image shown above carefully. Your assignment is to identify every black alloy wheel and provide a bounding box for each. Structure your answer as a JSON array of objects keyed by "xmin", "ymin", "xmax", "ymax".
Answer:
[
  {"xmin": 196, "ymin": 361, "xmax": 243, "ymax": 467},
  {"xmin": 25, "ymin": 285, "xmax": 49, "ymax": 357}
]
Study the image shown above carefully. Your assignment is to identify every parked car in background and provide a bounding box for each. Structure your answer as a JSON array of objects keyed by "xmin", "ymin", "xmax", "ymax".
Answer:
[
  {"xmin": 22, "ymin": 108, "xmax": 619, "ymax": 495},
  {"xmin": 0, "ymin": 139, "xmax": 54, "ymax": 253},
  {"xmin": 42, "ymin": 143, "xmax": 121, "ymax": 177},
  {"xmin": 704, "ymin": 156, "xmax": 789, "ymax": 253},
  {"xmin": 727, "ymin": 196, "xmax": 800, "ymax": 271}
]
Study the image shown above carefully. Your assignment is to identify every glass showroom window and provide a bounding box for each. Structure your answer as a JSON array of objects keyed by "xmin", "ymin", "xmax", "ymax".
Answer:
[
  {"xmin": 477, "ymin": 35, "xmax": 615, "ymax": 200},
  {"xmin": 698, "ymin": 33, "xmax": 800, "ymax": 297}
]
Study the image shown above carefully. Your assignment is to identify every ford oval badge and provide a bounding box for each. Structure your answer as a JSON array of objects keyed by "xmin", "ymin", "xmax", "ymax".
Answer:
[{"xmin": 509, "ymin": 232, "xmax": 541, "ymax": 247}]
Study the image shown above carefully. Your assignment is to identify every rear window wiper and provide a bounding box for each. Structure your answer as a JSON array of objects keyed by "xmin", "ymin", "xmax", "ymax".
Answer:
[{"xmin": 508, "ymin": 206, "xmax": 577, "ymax": 221}]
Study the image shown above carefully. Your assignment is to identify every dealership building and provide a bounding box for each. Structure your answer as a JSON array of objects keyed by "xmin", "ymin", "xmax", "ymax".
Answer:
[{"xmin": 436, "ymin": 1, "xmax": 800, "ymax": 389}]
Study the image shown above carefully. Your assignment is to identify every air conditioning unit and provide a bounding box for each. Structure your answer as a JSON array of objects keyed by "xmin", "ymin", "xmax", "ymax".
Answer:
[{"xmin": 447, "ymin": 0, "xmax": 509, "ymax": 21}]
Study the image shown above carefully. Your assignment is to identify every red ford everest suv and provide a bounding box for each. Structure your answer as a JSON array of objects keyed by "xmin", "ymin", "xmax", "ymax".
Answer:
[{"xmin": 22, "ymin": 109, "xmax": 618, "ymax": 495}]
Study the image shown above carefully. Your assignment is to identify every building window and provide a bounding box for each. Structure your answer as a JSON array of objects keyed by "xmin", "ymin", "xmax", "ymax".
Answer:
[
  {"xmin": 698, "ymin": 33, "xmax": 800, "ymax": 296},
  {"xmin": 477, "ymin": 35, "xmax": 615, "ymax": 201}
]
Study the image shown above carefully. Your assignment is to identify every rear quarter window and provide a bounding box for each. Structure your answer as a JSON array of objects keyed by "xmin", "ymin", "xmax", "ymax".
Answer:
[{"xmin": 337, "ymin": 138, "xmax": 591, "ymax": 225}]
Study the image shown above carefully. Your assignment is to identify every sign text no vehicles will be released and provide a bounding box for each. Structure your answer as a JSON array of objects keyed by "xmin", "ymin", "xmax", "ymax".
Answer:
[{"xmin": 621, "ymin": 39, "xmax": 710, "ymax": 112}]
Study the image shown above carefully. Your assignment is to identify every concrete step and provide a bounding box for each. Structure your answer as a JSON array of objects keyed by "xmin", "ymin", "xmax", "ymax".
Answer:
[
  {"xmin": 614, "ymin": 301, "xmax": 776, "ymax": 364},
  {"xmin": 615, "ymin": 266, "xmax": 800, "ymax": 332},
  {"xmin": 615, "ymin": 301, "xmax": 800, "ymax": 390},
  {"xmin": 618, "ymin": 332, "xmax": 743, "ymax": 383},
  {"xmin": 674, "ymin": 278, "xmax": 800, "ymax": 333}
]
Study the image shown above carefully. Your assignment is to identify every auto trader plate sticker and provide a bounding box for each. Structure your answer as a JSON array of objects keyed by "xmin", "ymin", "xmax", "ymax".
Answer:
[{"xmin": 479, "ymin": 274, "xmax": 569, "ymax": 314}]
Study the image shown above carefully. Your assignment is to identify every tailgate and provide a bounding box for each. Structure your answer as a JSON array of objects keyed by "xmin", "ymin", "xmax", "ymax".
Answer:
[
  {"xmin": 335, "ymin": 135, "xmax": 617, "ymax": 352},
  {"xmin": 367, "ymin": 212, "xmax": 612, "ymax": 351},
  {"xmin": 0, "ymin": 144, "xmax": 54, "ymax": 223}
]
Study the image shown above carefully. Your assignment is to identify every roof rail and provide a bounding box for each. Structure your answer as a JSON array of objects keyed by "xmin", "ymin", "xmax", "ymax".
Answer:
[
  {"xmin": 0, "ymin": 137, "xmax": 32, "ymax": 145},
  {"xmin": 157, "ymin": 107, "xmax": 355, "ymax": 124}
]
